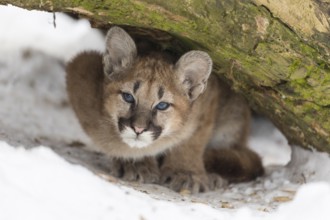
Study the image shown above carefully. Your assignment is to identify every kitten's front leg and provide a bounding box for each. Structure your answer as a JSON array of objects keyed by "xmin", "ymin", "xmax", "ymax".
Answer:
[
  {"xmin": 160, "ymin": 141, "xmax": 226, "ymax": 193},
  {"xmin": 110, "ymin": 157, "xmax": 160, "ymax": 184}
]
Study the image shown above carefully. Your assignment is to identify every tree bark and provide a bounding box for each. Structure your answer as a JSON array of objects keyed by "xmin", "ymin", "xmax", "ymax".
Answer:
[{"xmin": 1, "ymin": 0, "xmax": 330, "ymax": 153}]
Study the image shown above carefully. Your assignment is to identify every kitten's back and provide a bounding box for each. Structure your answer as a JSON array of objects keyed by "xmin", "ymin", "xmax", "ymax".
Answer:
[{"xmin": 66, "ymin": 51, "xmax": 104, "ymax": 134}]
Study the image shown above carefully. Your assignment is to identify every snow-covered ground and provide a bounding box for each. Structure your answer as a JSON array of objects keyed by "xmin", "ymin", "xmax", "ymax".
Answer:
[{"xmin": 1, "ymin": 5, "xmax": 330, "ymax": 220}]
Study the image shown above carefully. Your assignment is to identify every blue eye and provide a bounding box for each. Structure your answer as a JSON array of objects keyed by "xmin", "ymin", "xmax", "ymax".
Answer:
[
  {"xmin": 155, "ymin": 102, "xmax": 170, "ymax": 111},
  {"xmin": 122, "ymin": 92, "xmax": 135, "ymax": 103}
]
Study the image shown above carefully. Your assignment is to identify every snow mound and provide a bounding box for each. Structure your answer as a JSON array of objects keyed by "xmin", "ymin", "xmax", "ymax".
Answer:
[{"xmin": 1, "ymin": 141, "xmax": 330, "ymax": 220}]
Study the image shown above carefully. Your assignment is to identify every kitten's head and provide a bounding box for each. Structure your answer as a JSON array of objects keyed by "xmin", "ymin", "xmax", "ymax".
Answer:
[{"xmin": 102, "ymin": 26, "xmax": 212, "ymax": 148}]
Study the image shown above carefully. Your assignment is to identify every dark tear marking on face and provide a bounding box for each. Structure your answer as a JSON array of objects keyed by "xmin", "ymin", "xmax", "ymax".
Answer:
[
  {"xmin": 151, "ymin": 124, "xmax": 162, "ymax": 140},
  {"xmin": 133, "ymin": 81, "xmax": 141, "ymax": 94},
  {"xmin": 158, "ymin": 86, "xmax": 164, "ymax": 100}
]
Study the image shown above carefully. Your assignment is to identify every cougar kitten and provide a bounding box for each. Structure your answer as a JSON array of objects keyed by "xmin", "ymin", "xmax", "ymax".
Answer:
[{"xmin": 66, "ymin": 26, "xmax": 264, "ymax": 193}]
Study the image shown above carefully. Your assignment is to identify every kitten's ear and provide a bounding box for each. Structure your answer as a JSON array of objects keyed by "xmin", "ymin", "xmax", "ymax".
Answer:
[
  {"xmin": 174, "ymin": 51, "xmax": 213, "ymax": 101},
  {"xmin": 103, "ymin": 26, "xmax": 137, "ymax": 78}
]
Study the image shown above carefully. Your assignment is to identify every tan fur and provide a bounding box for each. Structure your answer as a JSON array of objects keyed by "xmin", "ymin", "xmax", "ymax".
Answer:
[{"xmin": 66, "ymin": 27, "xmax": 264, "ymax": 193}]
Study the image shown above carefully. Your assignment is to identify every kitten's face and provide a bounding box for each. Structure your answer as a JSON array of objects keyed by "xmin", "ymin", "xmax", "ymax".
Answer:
[
  {"xmin": 102, "ymin": 26, "xmax": 212, "ymax": 149},
  {"xmin": 104, "ymin": 58, "xmax": 190, "ymax": 148}
]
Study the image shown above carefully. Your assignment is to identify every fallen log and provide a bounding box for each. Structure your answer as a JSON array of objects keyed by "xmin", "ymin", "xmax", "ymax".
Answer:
[{"xmin": 2, "ymin": 0, "xmax": 330, "ymax": 152}]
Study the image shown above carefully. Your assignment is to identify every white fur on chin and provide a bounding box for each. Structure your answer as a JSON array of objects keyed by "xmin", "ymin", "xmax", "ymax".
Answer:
[{"xmin": 120, "ymin": 126, "xmax": 154, "ymax": 148}]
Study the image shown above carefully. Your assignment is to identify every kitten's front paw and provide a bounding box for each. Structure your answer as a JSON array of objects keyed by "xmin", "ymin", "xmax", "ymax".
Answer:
[
  {"xmin": 110, "ymin": 158, "xmax": 160, "ymax": 184},
  {"xmin": 160, "ymin": 169, "xmax": 227, "ymax": 194}
]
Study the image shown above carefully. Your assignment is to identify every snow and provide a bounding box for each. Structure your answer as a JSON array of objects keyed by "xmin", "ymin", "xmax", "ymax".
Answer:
[
  {"xmin": 0, "ymin": 5, "xmax": 104, "ymax": 61},
  {"xmin": 2, "ymin": 141, "xmax": 330, "ymax": 220},
  {"xmin": 1, "ymin": 4, "xmax": 330, "ymax": 220}
]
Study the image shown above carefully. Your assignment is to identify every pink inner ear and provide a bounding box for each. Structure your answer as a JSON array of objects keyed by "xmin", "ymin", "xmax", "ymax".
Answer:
[
  {"xmin": 175, "ymin": 51, "xmax": 212, "ymax": 100},
  {"xmin": 103, "ymin": 26, "xmax": 137, "ymax": 77}
]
